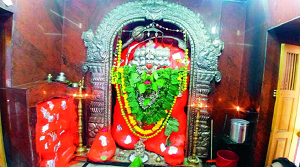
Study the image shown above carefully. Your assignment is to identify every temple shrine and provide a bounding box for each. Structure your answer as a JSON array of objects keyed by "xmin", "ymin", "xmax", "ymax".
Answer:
[{"xmin": 0, "ymin": 0, "xmax": 300, "ymax": 167}]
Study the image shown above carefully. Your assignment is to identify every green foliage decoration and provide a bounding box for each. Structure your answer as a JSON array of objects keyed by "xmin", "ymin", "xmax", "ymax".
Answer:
[{"xmin": 118, "ymin": 65, "xmax": 185, "ymax": 125}]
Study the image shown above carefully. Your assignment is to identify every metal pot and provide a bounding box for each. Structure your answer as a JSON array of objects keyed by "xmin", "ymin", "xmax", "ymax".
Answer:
[
  {"xmin": 56, "ymin": 72, "xmax": 66, "ymax": 82},
  {"xmin": 230, "ymin": 119, "xmax": 249, "ymax": 143}
]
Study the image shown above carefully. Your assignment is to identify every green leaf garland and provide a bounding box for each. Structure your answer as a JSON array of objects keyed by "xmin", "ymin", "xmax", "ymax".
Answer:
[{"xmin": 119, "ymin": 65, "xmax": 185, "ymax": 125}]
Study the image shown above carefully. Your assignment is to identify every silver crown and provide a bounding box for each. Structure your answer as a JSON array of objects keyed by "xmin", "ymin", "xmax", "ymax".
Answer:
[{"xmin": 130, "ymin": 40, "xmax": 171, "ymax": 70}]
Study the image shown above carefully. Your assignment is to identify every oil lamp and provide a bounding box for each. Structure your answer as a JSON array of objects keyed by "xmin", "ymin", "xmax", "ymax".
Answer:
[
  {"xmin": 188, "ymin": 100, "xmax": 204, "ymax": 166},
  {"xmin": 74, "ymin": 77, "xmax": 88, "ymax": 156}
]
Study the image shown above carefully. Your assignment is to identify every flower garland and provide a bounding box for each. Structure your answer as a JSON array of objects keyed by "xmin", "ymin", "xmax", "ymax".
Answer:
[
  {"xmin": 111, "ymin": 40, "xmax": 122, "ymax": 84},
  {"xmin": 111, "ymin": 39, "xmax": 189, "ymax": 139},
  {"xmin": 183, "ymin": 48, "xmax": 188, "ymax": 91}
]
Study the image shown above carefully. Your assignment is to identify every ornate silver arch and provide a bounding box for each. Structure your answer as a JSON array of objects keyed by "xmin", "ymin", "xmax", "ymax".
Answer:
[{"xmin": 82, "ymin": 0, "xmax": 223, "ymax": 159}]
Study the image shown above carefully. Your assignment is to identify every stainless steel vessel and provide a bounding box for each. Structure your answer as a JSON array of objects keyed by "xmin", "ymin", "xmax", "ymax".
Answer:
[{"xmin": 230, "ymin": 119, "xmax": 249, "ymax": 143}]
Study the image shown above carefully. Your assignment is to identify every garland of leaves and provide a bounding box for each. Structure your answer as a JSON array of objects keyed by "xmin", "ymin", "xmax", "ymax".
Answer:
[
  {"xmin": 121, "ymin": 65, "xmax": 184, "ymax": 124},
  {"xmin": 115, "ymin": 65, "xmax": 184, "ymax": 139},
  {"xmin": 116, "ymin": 67, "xmax": 176, "ymax": 138}
]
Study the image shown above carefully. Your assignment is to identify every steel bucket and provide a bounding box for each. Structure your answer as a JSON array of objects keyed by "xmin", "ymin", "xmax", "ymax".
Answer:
[{"xmin": 230, "ymin": 119, "xmax": 249, "ymax": 143}]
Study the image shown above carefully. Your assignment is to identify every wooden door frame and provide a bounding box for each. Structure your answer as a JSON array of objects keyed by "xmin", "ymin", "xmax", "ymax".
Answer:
[{"xmin": 265, "ymin": 43, "xmax": 300, "ymax": 165}]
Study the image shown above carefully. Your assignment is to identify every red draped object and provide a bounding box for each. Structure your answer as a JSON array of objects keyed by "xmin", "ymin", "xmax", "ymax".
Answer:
[{"xmin": 36, "ymin": 98, "xmax": 78, "ymax": 167}]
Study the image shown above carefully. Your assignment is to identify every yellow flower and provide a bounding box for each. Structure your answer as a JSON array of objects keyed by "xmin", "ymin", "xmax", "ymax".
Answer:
[
  {"xmin": 130, "ymin": 118, "xmax": 136, "ymax": 125},
  {"xmin": 152, "ymin": 126, "xmax": 159, "ymax": 131},
  {"xmin": 144, "ymin": 130, "xmax": 153, "ymax": 135}
]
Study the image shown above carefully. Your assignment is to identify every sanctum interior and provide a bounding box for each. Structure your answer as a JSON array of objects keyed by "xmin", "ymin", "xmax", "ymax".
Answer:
[{"xmin": 0, "ymin": 0, "xmax": 300, "ymax": 167}]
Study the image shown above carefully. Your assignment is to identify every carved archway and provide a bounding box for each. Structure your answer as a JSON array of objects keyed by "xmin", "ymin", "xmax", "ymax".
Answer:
[{"xmin": 82, "ymin": 0, "xmax": 223, "ymax": 158}]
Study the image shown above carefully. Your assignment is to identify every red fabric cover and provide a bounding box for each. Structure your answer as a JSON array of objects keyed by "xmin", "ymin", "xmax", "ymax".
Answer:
[
  {"xmin": 111, "ymin": 41, "xmax": 190, "ymax": 165},
  {"xmin": 36, "ymin": 98, "xmax": 78, "ymax": 167},
  {"xmin": 164, "ymin": 146, "xmax": 185, "ymax": 166},
  {"xmin": 87, "ymin": 129, "xmax": 117, "ymax": 162}
]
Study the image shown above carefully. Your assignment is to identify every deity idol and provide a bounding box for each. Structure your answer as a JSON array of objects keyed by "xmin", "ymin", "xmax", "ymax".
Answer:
[{"xmin": 110, "ymin": 38, "xmax": 190, "ymax": 165}]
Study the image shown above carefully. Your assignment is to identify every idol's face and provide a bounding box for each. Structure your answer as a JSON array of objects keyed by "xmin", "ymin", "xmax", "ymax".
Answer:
[
  {"xmin": 145, "ymin": 53, "xmax": 154, "ymax": 64},
  {"xmin": 155, "ymin": 56, "xmax": 163, "ymax": 66},
  {"xmin": 139, "ymin": 57, "xmax": 146, "ymax": 66}
]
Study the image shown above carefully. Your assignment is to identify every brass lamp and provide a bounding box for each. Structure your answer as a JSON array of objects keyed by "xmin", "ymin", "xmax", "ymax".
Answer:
[
  {"xmin": 188, "ymin": 102, "xmax": 203, "ymax": 166},
  {"xmin": 74, "ymin": 77, "xmax": 88, "ymax": 156}
]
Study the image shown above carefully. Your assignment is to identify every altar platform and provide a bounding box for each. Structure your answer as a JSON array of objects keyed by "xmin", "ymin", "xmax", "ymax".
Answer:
[{"xmin": 69, "ymin": 148, "xmax": 216, "ymax": 167}]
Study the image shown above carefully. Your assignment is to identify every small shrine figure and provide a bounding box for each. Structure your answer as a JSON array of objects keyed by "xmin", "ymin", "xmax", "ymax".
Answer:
[
  {"xmin": 129, "ymin": 139, "xmax": 148, "ymax": 163},
  {"xmin": 134, "ymin": 140, "xmax": 145, "ymax": 158}
]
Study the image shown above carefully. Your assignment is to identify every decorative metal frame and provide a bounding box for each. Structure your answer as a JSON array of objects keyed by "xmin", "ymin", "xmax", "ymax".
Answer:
[{"xmin": 81, "ymin": 0, "xmax": 223, "ymax": 158}]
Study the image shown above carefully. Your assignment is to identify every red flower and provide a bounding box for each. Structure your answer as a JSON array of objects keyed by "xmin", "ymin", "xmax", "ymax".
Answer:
[{"xmin": 144, "ymin": 80, "xmax": 151, "ymax": 84}]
